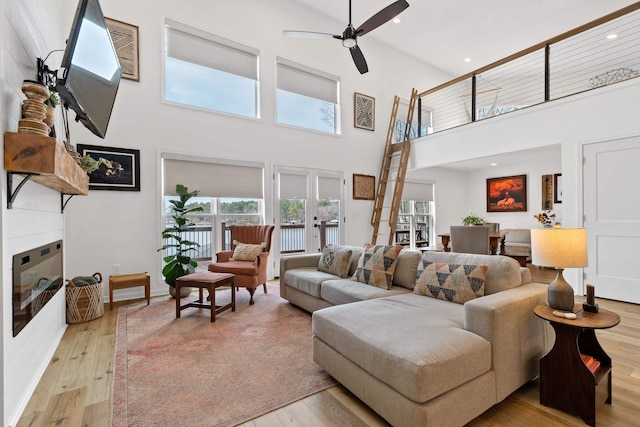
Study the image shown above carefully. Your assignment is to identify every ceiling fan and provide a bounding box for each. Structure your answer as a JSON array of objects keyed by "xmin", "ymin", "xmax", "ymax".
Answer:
[{"xmin": 283, "ymin": 0, "xmax": 410, "ymax": 74}]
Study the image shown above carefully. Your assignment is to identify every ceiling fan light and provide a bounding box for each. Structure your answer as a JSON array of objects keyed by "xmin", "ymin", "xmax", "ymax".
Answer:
[{"xmin": 342, "ymin": 38, "xmax": 357, "ymax": 48}]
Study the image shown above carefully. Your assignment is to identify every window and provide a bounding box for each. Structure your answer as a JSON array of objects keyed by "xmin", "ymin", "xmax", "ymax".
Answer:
[
  {"xmin": 395, "ymin": 182, "xmax": 435, "ymax": 249},
  {"xmin": 276, "ymin": 58, "xmax": 340, "ymax": 134},
  {"xmin": 164, "ymin": 19, "xmax": 259, "ymax": 118},
  {"xmin": 161, "ymin": 157, "xmax": 265, "ymax": 261}
]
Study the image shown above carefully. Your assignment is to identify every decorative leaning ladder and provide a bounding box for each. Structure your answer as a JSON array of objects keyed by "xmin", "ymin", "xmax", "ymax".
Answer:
[{"xmin": 370, "ymin": 88, "xmax": 418, "ymax": 245}]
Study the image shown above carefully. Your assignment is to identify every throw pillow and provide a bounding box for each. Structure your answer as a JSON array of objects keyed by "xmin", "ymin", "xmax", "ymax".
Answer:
[
  {"xmin": 231, "ymin": 242, "xmax": 264, "ymax": 261},
  {"xmin": 318, "ymin": 245, "xmax": 353, "ymax": 278},
  {"xmin": 414, "ymin": 260, "xmax": 488, "ymax": 304},
  {"xmin": 351, "ymin": 244, "xmax": 402, "ymax": 289}
]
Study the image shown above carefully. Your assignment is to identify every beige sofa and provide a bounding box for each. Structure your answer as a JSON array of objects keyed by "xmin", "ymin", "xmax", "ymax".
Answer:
[
  {"xmin": 280, "ymin": 247, "xmax": 548, "ymax": 427},
  {"xmin": 501, "ymin": 228, "xmax": 532, "ymax": 265}
]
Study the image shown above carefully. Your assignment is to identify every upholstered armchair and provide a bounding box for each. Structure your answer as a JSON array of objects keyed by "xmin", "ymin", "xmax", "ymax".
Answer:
[
  {"xmin": 450, "ymin": 225, "xmax": 490, "ymax": 254},
  {"xmin": 208, "ymin": 225, "xmax": 275, "ymax": 305}
]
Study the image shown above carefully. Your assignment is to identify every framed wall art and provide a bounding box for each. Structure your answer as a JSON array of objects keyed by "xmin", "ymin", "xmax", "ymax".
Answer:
[
  {"xmin": 554, "ymin": 173, "xmax": 562, "ymax": 203},
  {"xmin": 542, "ymin": 174, "xmax": 553, "ymax": 210},
  {"xmin": 76, "ymin": 144, "xmax": 141, "ymax": 191},
  {"xmin": 486, "ymin": 174, "xmax": 527, "ymax": 212},
  {"xmin": 354, "ymin": 92, "xmax": 375, "ymax": 131},
  {"xmin": 105, "ymin": 17, "xmax": 140, "ymax": 81},
  {"xmin": 353, "ymin": 174, "xmax": 375, "ymax": 200}
]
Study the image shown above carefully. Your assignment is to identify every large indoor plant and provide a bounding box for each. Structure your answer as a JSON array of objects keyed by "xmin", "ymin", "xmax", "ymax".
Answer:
[{"xmin": 158, "ymin": 184, "xmax": 203, "ymax": 297}]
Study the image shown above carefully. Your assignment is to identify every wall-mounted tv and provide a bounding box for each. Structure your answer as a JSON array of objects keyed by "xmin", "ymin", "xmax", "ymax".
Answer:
[{"xmin": 56, "ymin": 0, "xmax": 122, "ymax": 138}]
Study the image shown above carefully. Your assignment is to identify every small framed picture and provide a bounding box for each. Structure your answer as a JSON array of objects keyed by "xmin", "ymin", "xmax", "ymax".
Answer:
[
  {"xmin": 353, "ymin": 174, "xmax": 375, "ymax": 200},
  {"xmin": 105, "ymin": 17, "xmax": 140, "ymax": 81},
  {"xmin": 77, "ymin": 144, "xmax": 140, "ymax": 191},
  {"xmin": 354, "ymin": 92, "xmax": 375, "ymax": 131},
  {"xmin": 554, "ymin": 173, "xmax": 562, "ymax": 203}
]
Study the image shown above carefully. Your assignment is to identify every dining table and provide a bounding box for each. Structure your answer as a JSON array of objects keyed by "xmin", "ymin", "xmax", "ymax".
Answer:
[{"xmin": 437, "ymin": 230, "xmax": 508, "ymax": 255}]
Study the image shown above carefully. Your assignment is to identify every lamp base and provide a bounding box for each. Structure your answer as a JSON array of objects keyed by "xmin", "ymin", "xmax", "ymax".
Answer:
[{"xmin": 548, "ymin": 268, "xmax": 575, "ymax": 312}]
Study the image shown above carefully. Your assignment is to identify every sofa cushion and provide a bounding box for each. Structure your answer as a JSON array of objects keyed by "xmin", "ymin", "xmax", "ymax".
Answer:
[
  {"xmin": 312, "ymin": 293, "xmax": 492, "ymax": 403},
  {"xmin": 284, "ymin": 267, "xmax": 339, "ymax": 298},
  {"xmin": 392, "ymin": 250, "xmax": 421, "ymax": 290},
  {"xmin": 317, "ymin": 245, "xmax": 352, "ymax": 278},
  {"xmin": 351, "ymin": 244, "xmax": 403, "ymax": 289},
  {"xmin": 420, "ymin": 252, "xmax": 522, "ymax": 295},
  {"xmin": 321, "ymin": 279, "xmax": 411, "ymax": 305},
  {"xmin": 231, "ymin": 242, "xmax": 263, "ymax": 261},
  {"xmin": 414, "ymin": 260, "xmax": 487, "ymax": 304}
]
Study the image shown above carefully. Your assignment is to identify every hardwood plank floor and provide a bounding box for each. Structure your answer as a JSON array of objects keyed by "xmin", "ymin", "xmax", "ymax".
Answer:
[{"xmin": 17, "ymin": 267, "xmax": 640, "ymax": 426}]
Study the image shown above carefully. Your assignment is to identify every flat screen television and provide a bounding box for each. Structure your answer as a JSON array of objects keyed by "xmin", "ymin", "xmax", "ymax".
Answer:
[{"xmin": 56, "ymin": 0, "xmax": 122, "ymax": 138}]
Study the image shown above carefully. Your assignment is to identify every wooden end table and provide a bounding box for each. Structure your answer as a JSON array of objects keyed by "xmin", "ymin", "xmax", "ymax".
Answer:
[
  {"xmin": 176, "ymin": 272, "xmax": 235, "ymax": 322},
  {"xmin": 534, "ymin": 303, "xmax": 620, "ymax": 426}
]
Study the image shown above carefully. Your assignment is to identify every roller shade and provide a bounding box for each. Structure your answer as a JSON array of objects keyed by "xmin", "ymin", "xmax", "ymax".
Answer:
[
  {"xmin": 163, "ymin": 159, "xmax": 263, "ymax": 198},
  {"xmin": 402, "ymin": 181, "xmax": 434, "ymax": 202},
  {"xmin": 276, "ymin": 59, "xmax": 338, "ymax": 104},
  {"xmin": 280, "ymin": 173, "xmax": 308, "ymax": 199},
  {"xmin": 318, "ymin": 176, "xmax": 341, "ymax": 200},
  {"xmin": 165, "ymin": 20, "xmax": 258, "ymax": 80}
]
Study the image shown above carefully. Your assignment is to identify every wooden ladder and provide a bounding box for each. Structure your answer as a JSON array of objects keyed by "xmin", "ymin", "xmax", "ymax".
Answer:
[{"xmin": 371, "ymin": 89, "xmax": 418, "ymax": 245}]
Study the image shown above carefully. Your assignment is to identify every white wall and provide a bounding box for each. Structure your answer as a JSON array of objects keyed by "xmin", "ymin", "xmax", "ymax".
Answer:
[
  {"xmin": 61, "ymin": 0, "xmax": 451, "ymax": 301},
  {"xmin": 0, "ymin": 0, "xmax": 68, "ymax": 425}
]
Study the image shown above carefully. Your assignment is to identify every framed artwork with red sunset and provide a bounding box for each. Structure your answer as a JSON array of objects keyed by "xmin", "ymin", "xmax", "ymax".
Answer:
[{"xmin": 486, "ymin": 174, "xmax": 527, "ymax": 212}]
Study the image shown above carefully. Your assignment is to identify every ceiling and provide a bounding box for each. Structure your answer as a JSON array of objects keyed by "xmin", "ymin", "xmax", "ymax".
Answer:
[
  {"xmin": 290, "ymin": 0, "xmax": 637, "ymax": 77},
  {"xmin": 290, "ymin": 0, "xmax": 637, "ymax": 171}
]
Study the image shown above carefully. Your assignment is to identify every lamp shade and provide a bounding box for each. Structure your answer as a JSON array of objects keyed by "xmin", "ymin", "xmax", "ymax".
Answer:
[{"xmin": 531, "ymin": 228, "xmax": 588, "ymax": 268}]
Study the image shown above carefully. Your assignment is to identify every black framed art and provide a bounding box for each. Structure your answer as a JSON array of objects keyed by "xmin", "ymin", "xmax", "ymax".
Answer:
[{"xmin": 76, "ymin": 144, "xmax": 140, "ymax": 191}]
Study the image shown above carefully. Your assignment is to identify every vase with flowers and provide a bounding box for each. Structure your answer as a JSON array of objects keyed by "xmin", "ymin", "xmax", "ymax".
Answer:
[{"xmin": 534, "ymin": 210, "xmax": 556, "ymax": 228}]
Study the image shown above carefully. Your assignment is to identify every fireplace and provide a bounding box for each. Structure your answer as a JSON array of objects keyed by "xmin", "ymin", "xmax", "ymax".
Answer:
[{"xmin": 12, "ymin": 240, "xmax": 63, "ymax": 336}]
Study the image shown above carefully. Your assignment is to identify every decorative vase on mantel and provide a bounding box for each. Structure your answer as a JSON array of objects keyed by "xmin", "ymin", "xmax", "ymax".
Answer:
[{"xmin": 19, "ymin": 80, "xmax": 50, "ymax": 137}]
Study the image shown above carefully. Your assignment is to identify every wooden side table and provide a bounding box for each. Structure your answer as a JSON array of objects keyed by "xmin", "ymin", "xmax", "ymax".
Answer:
[
  {"xmin": 176, "ymin": 272, "xmax": 235, "ymax": 322},
  {"xmin": 109, "ymin": 272, "xmax": 151, "ymax": 310},
  {"xmin": 534, "ymin": 304, "xmax": 620, "ymax": 426}
]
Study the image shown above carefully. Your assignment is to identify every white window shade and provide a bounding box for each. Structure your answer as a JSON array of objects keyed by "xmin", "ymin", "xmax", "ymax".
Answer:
[
  {"xmin": 276, "ymin": 59, "xmax": 338, "ymax": 104},
  {"xmin": 163, "ymin": 159, "xmax": 263, "ymax": 198},
  {"xmin": 318, "ymin": 176, "xmax": 341, "ymax": 200},
  {"xmin": 402, "ymin": 181, "xmax": 434, "ymax": 202},
  {"xmin": 280, "ymin": 173, "xmax": 308, "ymax": 199},
  {"xmin": 165, "ymin": 20, "xmax": 258, "ymax": 80}
]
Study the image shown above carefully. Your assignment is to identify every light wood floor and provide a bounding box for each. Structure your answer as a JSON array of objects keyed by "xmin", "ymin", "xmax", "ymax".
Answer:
[{"xmin": 17, "ymin": 267, "xmax": 640, "ymax": 426}]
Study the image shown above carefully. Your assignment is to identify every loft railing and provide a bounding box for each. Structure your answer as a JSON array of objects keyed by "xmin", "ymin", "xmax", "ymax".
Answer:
[{"xmin": 416, "ymin": 2, "xmax": 640, "ymax": 135}]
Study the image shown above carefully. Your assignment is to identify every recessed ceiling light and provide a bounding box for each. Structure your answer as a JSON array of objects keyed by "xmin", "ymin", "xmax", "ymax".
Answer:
[
  {"xmin": 393, "ymin": 18, "xmax": 401, "ymax": 24},
  {"xmin": 464, "ymin": 58, "xmax": 471, "ymax": 63},
  {"xmin": 606, "ymin": 33, "xmax": 618, "ymax": 40},
  {"xmin": 490, "ymin": 163, "xmax": 498, "ymax": 166}
]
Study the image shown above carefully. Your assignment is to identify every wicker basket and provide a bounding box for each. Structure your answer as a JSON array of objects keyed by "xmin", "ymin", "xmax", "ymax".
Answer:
[{"xmin": 66, "ymin": 272, "xmax": 104, "ymax": 324}]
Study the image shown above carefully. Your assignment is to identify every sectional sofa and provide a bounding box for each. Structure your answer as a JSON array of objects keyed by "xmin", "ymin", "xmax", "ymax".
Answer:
[{"xmin": 280, "ymin": 245, "xmax": 548, "ymax": 427}]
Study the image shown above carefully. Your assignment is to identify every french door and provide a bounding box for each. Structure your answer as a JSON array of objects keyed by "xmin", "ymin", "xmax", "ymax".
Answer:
[{"xmin": 273, "ymin": 166, "xmax": 345, "ymax": 273}]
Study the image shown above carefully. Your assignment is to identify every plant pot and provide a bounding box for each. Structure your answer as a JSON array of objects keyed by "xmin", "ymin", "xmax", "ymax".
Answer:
[{"xmin": 169, "ymin": 286, "xmax": 192, "ymax": 299}]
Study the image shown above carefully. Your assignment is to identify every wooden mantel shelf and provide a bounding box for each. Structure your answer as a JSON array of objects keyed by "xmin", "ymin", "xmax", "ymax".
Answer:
[{"xmin": 4, "ymin": 132, "xmax": 89, "ymax": 198}]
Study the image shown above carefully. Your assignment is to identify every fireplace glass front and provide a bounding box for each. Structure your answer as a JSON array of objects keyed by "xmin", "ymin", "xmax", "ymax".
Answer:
[{"xmin": 13, "ymin": 240, "xmax": 63, "ymax": 336}]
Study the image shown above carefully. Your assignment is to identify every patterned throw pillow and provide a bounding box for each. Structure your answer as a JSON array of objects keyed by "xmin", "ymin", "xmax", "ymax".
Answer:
[
  {"xmin": 351, "ymin": 244, "xmax": 403, "ymax": 289},
  {"xmin": 231, "ymin": 242, "xmax": 264, "ymax": 261},
  {"xmin": 414, "ymin": 260, "xmax": 488, "ymax": 304},
  {"xmin": 317, "ymin": 245, "xmax": 353, "ymax": 278}
]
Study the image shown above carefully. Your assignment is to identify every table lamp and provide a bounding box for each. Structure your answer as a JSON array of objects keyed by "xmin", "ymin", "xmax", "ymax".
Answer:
[{"xmin": 531, "ymin": 228, "xmax": 588, "ymax": 312}]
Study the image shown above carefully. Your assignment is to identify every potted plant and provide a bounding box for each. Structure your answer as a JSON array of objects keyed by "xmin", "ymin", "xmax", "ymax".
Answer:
[
  {"xmin": 462, "ymin": 212, "xmax": 487, "ymax": 226},
  {"xmin": 158, "ymin": 184, "xmax": 203, "ymax": 297}
]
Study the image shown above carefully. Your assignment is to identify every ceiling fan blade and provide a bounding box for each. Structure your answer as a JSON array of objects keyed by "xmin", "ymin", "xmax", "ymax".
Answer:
[
  {"xmin": 350, "ymin": 45, "xmax": 369, "ymax": 74},
  {"xmin": 283, "ymin": 30, "xmax": 340, "ymax": 40},
  {"xmin": 355, "ymin": 0, "xmax": 409, "ymax": 37}
]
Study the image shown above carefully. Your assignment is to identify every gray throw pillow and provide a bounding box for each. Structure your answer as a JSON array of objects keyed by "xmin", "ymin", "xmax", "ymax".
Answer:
[{"xmin": 318, "ymin": 245, "xmax": 353, "ymax": 278}]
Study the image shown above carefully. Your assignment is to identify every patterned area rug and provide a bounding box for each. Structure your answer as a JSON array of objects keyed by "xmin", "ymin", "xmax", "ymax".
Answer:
[{"xmin": 112, "ymin": 283, "xmax": 336, "ymax": 426}]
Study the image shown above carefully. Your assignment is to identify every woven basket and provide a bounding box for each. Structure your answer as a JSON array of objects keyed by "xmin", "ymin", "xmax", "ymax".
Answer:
[{"xmin": 66, "ymin": 272, "xmax": 104, "ymax": 324}]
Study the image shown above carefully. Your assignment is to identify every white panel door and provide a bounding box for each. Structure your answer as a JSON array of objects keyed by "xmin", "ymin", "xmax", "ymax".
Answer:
[{"xmin": 583, "ymin": 136, "xmax": 640, "ymax": 303}]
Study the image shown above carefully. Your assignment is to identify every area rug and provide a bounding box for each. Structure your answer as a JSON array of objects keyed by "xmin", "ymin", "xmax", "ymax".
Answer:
[{"xmin": 112, "ymin": 283, "xmax": 336, "ymax": 426}]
